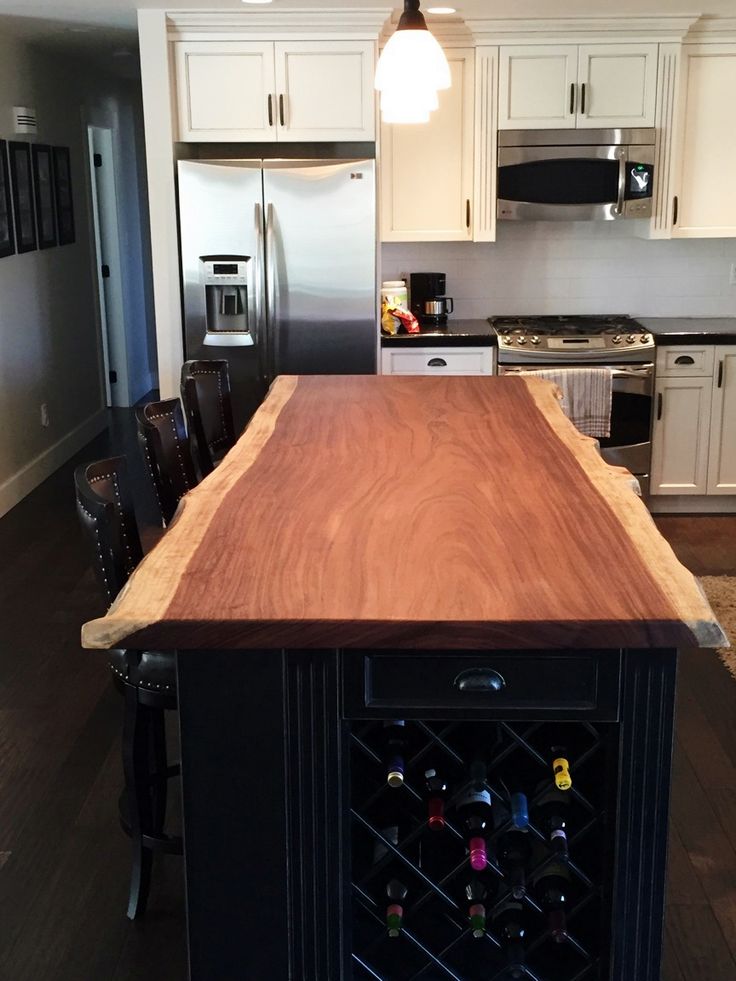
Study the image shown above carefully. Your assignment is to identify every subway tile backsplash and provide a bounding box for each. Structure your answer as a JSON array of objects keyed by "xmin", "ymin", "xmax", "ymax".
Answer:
[{"xmin": 381, "ymin": 223, "xmax": 736, "ymax": 319}]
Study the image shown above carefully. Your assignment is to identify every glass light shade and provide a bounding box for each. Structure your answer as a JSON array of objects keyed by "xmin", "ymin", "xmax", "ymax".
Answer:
[
  {"xmin": 375, "ymin": 28, "xmax": 451, "ymax": 94},
  {"xmin": 381, "ymin": 86, "xmax": 439, "ymax": 114}
]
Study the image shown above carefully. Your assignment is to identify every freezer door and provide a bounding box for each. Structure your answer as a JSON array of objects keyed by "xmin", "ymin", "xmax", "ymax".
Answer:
[
  {"xmin": 178, "ymin": 159, "xmax": 267, "ymax": 428},
  {"xmin": 263, "ymin": 159, "xmax": 376, "ymax": 377}
]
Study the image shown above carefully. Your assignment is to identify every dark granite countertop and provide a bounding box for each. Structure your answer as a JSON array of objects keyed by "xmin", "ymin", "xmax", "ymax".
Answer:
[
  {"xmin": 638, "ymin": 317, "xmax": 736, "ymax": 345},
  {"xmin": 380, "ymin": 319, "xmax": 495, "ymax": 347}
]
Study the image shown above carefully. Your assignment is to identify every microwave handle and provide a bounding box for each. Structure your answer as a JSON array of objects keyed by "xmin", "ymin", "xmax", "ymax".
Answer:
[{"xmin": 614, "ymin": 150, "xmax": 626, "ymax": 217}]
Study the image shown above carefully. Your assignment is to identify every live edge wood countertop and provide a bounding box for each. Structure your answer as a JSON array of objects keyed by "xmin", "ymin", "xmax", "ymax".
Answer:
[{"xmin": 82, "ymin": 375, "xmax": 725, "ymax": 653}]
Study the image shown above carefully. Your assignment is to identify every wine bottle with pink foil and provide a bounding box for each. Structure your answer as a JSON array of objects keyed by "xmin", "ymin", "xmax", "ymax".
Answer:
[
  {"xmin": 456, "ymin": 762, "xmax": 493, "ymax": 872},
  {"xmin": 423, "ymin": 768, "xmax": 449, "ymax": 831}
]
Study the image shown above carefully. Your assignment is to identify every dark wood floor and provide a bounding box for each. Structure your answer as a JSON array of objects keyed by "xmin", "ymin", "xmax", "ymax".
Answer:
[{"xmin": 0, "ymin": 413, "xmax": 734, "ymax": 980}]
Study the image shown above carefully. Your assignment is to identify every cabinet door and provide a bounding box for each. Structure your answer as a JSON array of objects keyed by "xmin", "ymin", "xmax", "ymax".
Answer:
[
  {"xmin": 174, "ymin": 41, "xmax": 276, "ymax": 142},
  {"xmin": 674, "ymin": 45, "xmax": 736, "ymax": 237},
  {"xmin": 707, "ymin": 347, "xmax": 736, "ymax": 494},
  {"xmin": 650, "ymin": 376, "xmax": 712, "ymax": 495},
  {"xmin": 498, "ymin": 45, "xmax": 578, "ymax": 130},
  {"xmin": 380, "ymin": 49, "xmax": 474, "ymax": 241},
  {"xmin": 577, "ymin": 44, "xmax": 658, "ymax": 128},
  {"xmin": 274, "ymin": 41, "xmax": 375, "ymax": 141}
]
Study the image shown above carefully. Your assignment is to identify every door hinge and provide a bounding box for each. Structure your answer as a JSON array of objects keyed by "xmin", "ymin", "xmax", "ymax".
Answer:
[
  {"xmin": 109, "ymin": 370, "xmax": 117, "ymax": 384},
  {"xmin": 101, "ymin": 264, "xmax": 110, "ymax": 278},
  {"xmin": 93, "ymin": 153, "xmax": 102, "ymax": 168}
]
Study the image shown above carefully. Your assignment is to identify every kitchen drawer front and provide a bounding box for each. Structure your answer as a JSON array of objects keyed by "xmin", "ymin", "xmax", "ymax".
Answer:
[
  {"xmin": 656, "ymin": 345, "xmax": 715, "ymax": 377},
  {"xmin": 342, "ymin": 650, "xmax": 621, "ymax": 721},
  {"xmin": 381, "ymin": 346, "xmax": 494, "ymax": 376}
]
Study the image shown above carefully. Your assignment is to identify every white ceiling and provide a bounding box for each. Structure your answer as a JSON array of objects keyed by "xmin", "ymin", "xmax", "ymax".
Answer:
[{"xmin": 0, "ymin": 1, "xmax": 731, "ymax": 76}]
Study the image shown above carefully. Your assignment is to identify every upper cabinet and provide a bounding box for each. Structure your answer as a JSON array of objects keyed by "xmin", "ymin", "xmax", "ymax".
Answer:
[
  {"xmin": 672, "ymin": 44, "xmax": 736, "ymax": 237},
  {"xmin": 174, "ymin": 40, "xmax": 376, "ymax": 142},
  {"xmin": 498, "ymin": 43, "xmax": 658, "ymax": 130}
]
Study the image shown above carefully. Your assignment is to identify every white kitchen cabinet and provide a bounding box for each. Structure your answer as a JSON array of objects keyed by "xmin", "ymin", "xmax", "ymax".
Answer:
[
  {"xmin": 380, "ymin": 346, "xmax": 494, "ymax": 375},
  {"xmin": 380, "ymin": 48, "xmax": 475, "ymax": 242},
  {"xmin": 175, "ymin": 40, "xmax": 375, "ymax": 142},
  {"xmin": 498, "ymin": 43, "xmax": 657, "ymax": 130},
  {"xmin": 651, "ymin": 345, "xmax": 736, "ymax": 496},
  {"xmin": 673, "ymin": 45, "xmax": 736, "ymax": 238}
]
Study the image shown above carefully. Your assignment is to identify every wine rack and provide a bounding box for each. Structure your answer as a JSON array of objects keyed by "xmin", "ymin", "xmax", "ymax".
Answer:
[{"xmin": 348, "ymin": 719, "xmax": 617, "ymax": 981}]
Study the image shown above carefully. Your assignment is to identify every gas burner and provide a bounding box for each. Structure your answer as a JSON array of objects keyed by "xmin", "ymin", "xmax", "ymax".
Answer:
[{"xmin": 489, "ymin": 314, "xmax": 655, "ymax": 363}]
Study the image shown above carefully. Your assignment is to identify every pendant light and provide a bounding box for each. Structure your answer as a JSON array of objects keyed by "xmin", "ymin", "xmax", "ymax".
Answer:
[{"xmin": 375, "ymin": 0, "xmax": 451, "ymax": 124}]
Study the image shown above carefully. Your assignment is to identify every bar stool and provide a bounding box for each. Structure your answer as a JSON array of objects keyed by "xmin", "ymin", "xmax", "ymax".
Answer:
[
  {"xmin": 136, "ymin": 397, "xmax": 198, "ymax": 526},
  {"xmin": 74, "ymin": 455, "xmax": 182, "ymax": 919},
  {"xmin": 181, "ymin": 359, "xmax": 236, "ymax": 477}
]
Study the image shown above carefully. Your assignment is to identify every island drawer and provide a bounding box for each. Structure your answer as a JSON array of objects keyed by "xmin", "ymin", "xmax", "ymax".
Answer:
[{"xmin": 342, "ymin": 650, "xmax": 621, "ymax": 720}]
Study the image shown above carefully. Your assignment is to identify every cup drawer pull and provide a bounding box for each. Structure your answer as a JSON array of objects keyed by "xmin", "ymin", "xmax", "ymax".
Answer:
[
  {"xmin": 674, "ymin": 355, "xmax": 695, "ymax": 365},
  {"xmin": 453, "ymin": 668, "xmax": 506, "ymax": 693},
  {"xmin": 427, "ymin": 357, "xmax": 448, "ymax": 367}
]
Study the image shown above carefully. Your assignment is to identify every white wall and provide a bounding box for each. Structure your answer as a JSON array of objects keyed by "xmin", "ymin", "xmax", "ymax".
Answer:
[{"xmin": 382, "ymin": 222, "xmax": 736, "ymax": 319}]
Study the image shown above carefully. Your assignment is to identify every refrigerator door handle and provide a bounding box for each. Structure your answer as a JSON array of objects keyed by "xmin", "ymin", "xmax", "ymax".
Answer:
[
  {"xmin": 265, "ymin": 201, "xmax": 278, "ymax": 379},
  {"xmin": 254, "ymin": 201, "xmax": 266, "ymax": 379}
]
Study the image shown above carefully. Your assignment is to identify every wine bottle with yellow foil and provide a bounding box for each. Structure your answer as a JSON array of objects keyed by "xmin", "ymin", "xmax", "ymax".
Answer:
[{"xmin": 550, "ymin": 745, "xmax": 572, "ymax": 792}]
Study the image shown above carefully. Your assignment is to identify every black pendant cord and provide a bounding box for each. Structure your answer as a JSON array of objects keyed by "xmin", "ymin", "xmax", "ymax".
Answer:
[{"xmin": 397, "ymin": 0, "xmax": 429, "ymax": 32}]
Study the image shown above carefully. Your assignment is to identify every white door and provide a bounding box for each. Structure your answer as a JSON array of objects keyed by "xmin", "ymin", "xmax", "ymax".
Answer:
[
  {"xmin": 174, "ymin": 41, "xmax": 277, "ymax": 142},
  {"xmin": 650, "ymin": 375, "xmax": 713, "ymax": 495},
  {"xmin": 274, "ymin": 41, "xmax": 375, "ymax": 141},
  {"xmin": 576, "ymin": 44, "xmax": 658, "ymax": 129},
  {"xmin": 707, "ymin": 347, "xmax": 736, "ymax": 494},
  {"xmin": 673, "ymin": 45, "xmax": 736, "ymax": 238},
  {"xmin": 381, "ymin": 49, "xmax": 475, "ymax": 241},
  {"xmin": 88, "ymin": 126, "xmax": 129, "ymax": 408},
  {"xmin": 498, "ymin": 45, "xmax": 578, "ymax": 130}
]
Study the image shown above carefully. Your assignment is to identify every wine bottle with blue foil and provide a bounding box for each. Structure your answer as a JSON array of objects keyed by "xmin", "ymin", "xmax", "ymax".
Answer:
[
  {"xmin": 382, "ymin": 720, "xmax": 407, "ymax": 788},
  {"xmin": 493, "ymin": 794, "xmax": 532, "ymax": 900}
]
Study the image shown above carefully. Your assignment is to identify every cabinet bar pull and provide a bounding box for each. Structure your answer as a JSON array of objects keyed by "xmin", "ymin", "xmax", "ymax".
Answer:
[
  {"xmin": 718, "ymin": 360, "xmax": 724, "ymax": 388},
  {"xmin": 672, "ymin": 195, "xmax": 679, "ymax": 225},
  {"xmin": 570, "ymin": 82, "xmax": 575, "ymax": 114},
  {"xmin": 279, "ymin": 94, "xmax": 285, "ymax": 127},
  {"xmin": 581, "ymin": 82, "xmax": 586, "ymax": 114},
  {"xmin": 267, "ymin": 94, "xmax": 274, "ymax": 127},
  {"xmin": 674, "ymin": 355, "xmax": 694, "ymax": 365},
  {"xmin": 427, "ymin": 357, "xmax": 447, "ymax": 367},
  {"xmin": 454, "ymin": 668, "xmax": 506, "ymax": 693},
  {"xmin": 657, "ymin": 393, "xmax": 663, "ymax": 420},
  {"xmin": 466, "ymin": 199, "xmax": 471, "ymax": 229}
]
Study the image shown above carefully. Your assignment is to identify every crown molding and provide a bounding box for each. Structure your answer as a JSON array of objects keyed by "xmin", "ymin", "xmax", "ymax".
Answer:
[
  {"xmin": 379, "ymin": 18, "xmax": 473, "ymax": 46},
  {"xmin": 686, "ymin": 16, "xmax": 736, "ymax": 41},
  {"xmin": 167, "ymin": 8, "xmax": 393, "ymax": 39},
  {"xmin": 466, "ymin": 16, "xmax": 701, "ymax": 44}
]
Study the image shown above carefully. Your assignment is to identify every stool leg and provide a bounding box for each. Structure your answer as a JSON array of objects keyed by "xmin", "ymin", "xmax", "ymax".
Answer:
[
  {"xmin": 149, "ymin": 708, "xmax": 168, "ymax": 834},
  {"xmin": 122, "ymin": 684, "xmax": 153, "ymax": 920}
]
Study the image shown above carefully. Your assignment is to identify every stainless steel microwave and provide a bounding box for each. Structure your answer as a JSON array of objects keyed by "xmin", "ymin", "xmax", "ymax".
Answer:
[{"xmin": 497, "ymin": 128, "xmax": 655, "ymax": 221}]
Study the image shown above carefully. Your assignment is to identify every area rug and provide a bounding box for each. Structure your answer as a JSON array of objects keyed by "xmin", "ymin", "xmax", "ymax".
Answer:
[{"xmin": 699, "ymin": 576, "xmax": 736, "ymax": 680}]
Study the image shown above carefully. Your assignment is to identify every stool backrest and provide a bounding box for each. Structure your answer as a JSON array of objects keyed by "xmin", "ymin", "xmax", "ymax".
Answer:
[
  {"xmin": 180, "ymin": 360, "xmax": 236, "ymax": 477},
  {"xmin": 74, "ymin": 456, "xmax": 144, "ymax": 605},
  {"xmin": 136, "ymin": 397, "xmax": 198, "ymax": 526}
]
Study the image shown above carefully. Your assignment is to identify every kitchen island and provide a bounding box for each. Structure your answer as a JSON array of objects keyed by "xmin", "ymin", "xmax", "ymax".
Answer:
[{"xmin": 83, "ymin": 375, "xmax": 724, "ymax": 981}]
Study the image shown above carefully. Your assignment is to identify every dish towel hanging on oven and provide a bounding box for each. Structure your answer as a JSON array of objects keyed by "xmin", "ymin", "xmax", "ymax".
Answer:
[{"xmin": 523, "ymin": 367, "xmax": 613, "ymax": 438}]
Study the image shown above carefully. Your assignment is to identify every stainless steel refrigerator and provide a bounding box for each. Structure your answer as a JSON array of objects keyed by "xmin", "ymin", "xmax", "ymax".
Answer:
[{"xmin": 178, "ymin": 157, "xmax": 377, "ymax": 427}]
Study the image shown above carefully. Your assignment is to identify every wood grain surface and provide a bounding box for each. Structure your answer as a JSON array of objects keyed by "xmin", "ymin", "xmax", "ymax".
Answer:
[{"xmin": 82, "ymin": 375, "xmax": 726, "ymax": 652}]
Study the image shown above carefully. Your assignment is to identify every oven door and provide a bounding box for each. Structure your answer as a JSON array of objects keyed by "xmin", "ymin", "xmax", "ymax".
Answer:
[{"xmin": 499, "ymin": 364, "xmax": 654, "ymax": 490}]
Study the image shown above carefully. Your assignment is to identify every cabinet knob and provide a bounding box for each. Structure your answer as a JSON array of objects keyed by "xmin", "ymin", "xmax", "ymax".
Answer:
[{"xmin": 454, "ymin": 668, "xmax": 506, "ymax": 693}]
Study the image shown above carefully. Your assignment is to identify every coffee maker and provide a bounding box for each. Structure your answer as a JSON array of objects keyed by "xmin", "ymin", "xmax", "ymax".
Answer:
[{"xmin": 410, "ymin": 272, "xmax": 454, "ymax": 329}]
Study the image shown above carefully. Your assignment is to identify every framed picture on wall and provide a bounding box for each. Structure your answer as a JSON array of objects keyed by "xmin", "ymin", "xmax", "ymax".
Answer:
[
  {"xmin": 52, "ymin": 146, "xmax": 75, "ymax": 245},
  {"xmin": 0, "ymin": 140, "xmax": 15, "ymax": 258},
  {"xmin": 32, "ymin": 144, "xmax": 57, "ymax": 249},
  {"xmin": 8, "ymin": 141, "xmax": 36, "ymax": 254}
]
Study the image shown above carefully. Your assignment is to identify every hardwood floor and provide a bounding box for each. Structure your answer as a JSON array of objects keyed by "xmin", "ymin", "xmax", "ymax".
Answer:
[{"xmin": 0, "ymin": 414, "xmax": 733, "ymax": 980}]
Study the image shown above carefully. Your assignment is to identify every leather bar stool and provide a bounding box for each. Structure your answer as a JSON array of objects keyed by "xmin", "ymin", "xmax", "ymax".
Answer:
[
  {"xmin": 74, "ymin": 455, "xmax": 182, "ymax": 919},
  {"xmin": 135, "ymin": 397, "xmax": 198, "ymax": 526},
  {"xmin": 180, "ymin": 359, "xmax": 236, "ymax": 477}
]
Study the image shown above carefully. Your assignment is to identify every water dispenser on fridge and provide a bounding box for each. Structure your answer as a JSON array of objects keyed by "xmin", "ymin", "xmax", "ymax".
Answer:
[{"xmin": 200, "ymin": 255, "xmax": 254, "ymax": 347}]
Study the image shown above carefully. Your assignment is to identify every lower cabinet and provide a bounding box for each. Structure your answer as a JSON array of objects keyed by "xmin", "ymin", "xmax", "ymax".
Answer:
[
  {"xmin": 381, "ymin": 346, "xmax": 495, "ymax": 376},
  {"xmin": 651, "ymin": 344, "xmax": 736, "ymax": 496}
]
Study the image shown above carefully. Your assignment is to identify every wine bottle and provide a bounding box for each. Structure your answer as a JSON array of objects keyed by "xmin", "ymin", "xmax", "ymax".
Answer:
[
  {"xmin": 424, "ymin": 768, "xmax": 449, "ymax": 830},
  {"xmin": 551, "ymin": 746, "xmax": 572, "ymax": 791},
  {"xmin": 490, "ymin": 897, "xmax": 527, "ymax": 978},
  {"xmin": 534, "ymin": 859, "xmax": 571, "ymax": 943},
  {"xmin": 385, "ymin": 878, "xmax": 408, "ymax": 937},
  {"xmin": 371, "ymin": 825, "xmax": 409, "ymax": 938},
  {"xmin": 383, "ymin": 720, "xmax": 407, "ymax": 788},
  {"xmin": 457, "ymin": 764, "xmax": 493, "ymax": 871},
  {"xmin": 510, "ymin": 791, "xmax": 529, "ymax": 830},
  {"xmin": 465, "ymin": 878, "xmax": 489, "ymax": 938},
  {"xmin": 533, "ymin": 781, "xmax": 570, "ymax": 861},
  {"xmin": 497, "ymin": 825, "xmax": 532, "ymax": 900}
]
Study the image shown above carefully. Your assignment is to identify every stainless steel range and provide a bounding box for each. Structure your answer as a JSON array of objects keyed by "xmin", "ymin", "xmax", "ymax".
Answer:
[{"xmin": 489, "ymin": 314, "xmax": 655, "ymax": 496}]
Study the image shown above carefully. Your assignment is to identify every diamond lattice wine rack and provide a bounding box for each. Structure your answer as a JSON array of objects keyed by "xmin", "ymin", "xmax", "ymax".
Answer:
[{"xmin": 349, "ymin": 719, "xmax": 617, "ymax": 981}]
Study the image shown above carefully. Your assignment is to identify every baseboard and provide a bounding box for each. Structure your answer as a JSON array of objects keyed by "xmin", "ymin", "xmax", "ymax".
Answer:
[
  {"xmin": 649, "ymin": 495, "xmax": 736, "ymax": 515},
  {"xmin": 0, "ymin": 408, "xmax": 108, "ymax": 519}
]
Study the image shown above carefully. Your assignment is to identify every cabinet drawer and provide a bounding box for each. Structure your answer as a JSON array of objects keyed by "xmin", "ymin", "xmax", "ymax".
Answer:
[
  {"xmin": 342, "ymin": 650, "xmax": 621, "ymax": 720},
  {"xmin": 656, "ymin": 345, "xmax": 715, "ymax": 377},
  {"xmin": 381, "ymin": 346, "xmax": 493, "ymax": 375}
]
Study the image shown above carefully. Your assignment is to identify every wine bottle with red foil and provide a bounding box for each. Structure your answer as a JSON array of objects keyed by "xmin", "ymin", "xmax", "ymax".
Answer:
[
  {"xmin": 464, "ymin": 878, "xmax": 489, "ymax": 938},
  {"xmin": 383, "ymin": 720, "xmax": 407, "ymax": 788},
  {"xmin": 424, "ymin": 768, "xmax": 449, "ymax": 831},
  {"xmin": 456, "ymin": 762, "xmax": 493, "ymax": 872},
  {"xmin": 490, "ymin": 896, "xmax": 527, "ymax": 978},
  {"xmin": 533, "ymin": 781, "xmax": 570, "ymax": 861},
  {"xmin": 533, "ymin": 860, "xmax": 571, "ymax": 943}
]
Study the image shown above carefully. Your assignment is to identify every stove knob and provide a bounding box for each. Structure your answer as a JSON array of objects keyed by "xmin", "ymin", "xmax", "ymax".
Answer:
[
  {"xmin": 502, "ymin": 336, "xmax": 511, "ymax": 344},
  {"xmin": 516, "ymin": 336, "xmax": 527, "ymax": 345},
  {"xmin": 611, "ymin": 335, "xmax": 622, "ymax": 344},
  {"xmin": 531, "ymin": 335, "xmax": 540, "ymax": 345},
  {"xmin": 640, "ymin": 334, "xmax": 650, "ymax": 343},
  {"xmin": 626, "ymin": 334, "xmax": 637, "ymax": 344}
]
